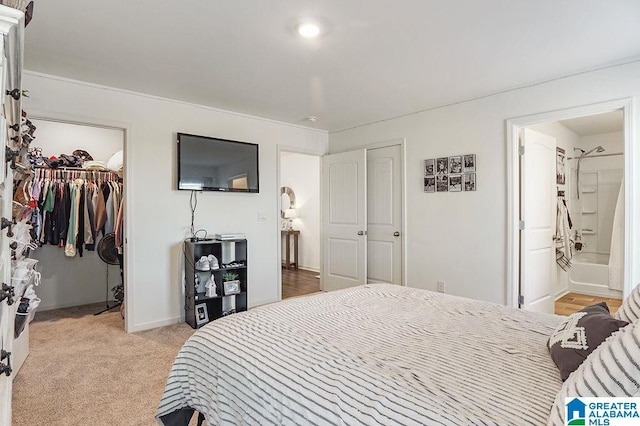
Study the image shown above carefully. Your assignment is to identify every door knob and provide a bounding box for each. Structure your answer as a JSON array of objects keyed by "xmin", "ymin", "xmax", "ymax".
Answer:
[
  {"xmin": 393, "ymin": 232, "xmax": 400, "ymax": 237},
  {"xmin": 357, "ymin": 231, "xmax": 364, "ymax": 236}
]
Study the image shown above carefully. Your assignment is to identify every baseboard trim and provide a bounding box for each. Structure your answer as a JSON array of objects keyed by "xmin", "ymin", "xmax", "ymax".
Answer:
[
  {"xmin": 39, "ymin": 298, "xmax": 117, "ymax": 312},
  {"xmin": 250, "ymin": 297, "xmax": 278, "ymax": 309},
  {"xmin": 555, "ymin": 289, "xmax": 570, "ymax": 301},
  {"xmin": 567, "ymin": 283, "xmax": 623, "ymax": 299},
  {"xmin": 128, "ymin": 316, "xmax": 182, "ymax": 333}
]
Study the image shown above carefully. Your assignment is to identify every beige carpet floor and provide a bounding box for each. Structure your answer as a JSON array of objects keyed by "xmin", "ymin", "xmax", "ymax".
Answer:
[{"xmin": 12, "ymin": 303, "xmax": 196, "ymax": 425}]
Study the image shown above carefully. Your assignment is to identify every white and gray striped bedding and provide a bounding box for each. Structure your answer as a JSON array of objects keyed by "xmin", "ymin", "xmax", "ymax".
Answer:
[
  {"xmin": 615, "ymin": 282, "xmax": 640, "ymax": 323},
  {"xmin": 156, "ymin": 284, "xmax": 564, "ymax": 425},
  {"xmin": 547, "ymin": 320, "xmax": 640, "ymax": 425}
]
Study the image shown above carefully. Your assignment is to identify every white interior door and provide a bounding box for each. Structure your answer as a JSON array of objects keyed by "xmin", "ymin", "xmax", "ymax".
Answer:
[
  {"xmin": 0, "ymin": 7, "xmax": 24, "ymax": 423},
  {"xmin": 0, "ymin": 171, "xmax": 12, "ymax": 426},
  {"xmin": 0, "ymin": 31, "xmax": 10, "ymax": 426},
  {"xmin": 322, "ymin": 150, "xmax": 366, "ymax": 291},
  {"xmin": 367, "ymin": 145, "xmax": 402, "ymax": 284},
  {"xmin": 520, "ymin": 128, "xmax": 556, "ymax": 313}
]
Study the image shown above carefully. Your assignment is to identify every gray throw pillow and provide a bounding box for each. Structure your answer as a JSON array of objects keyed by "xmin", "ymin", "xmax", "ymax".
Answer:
[{"xmin": 548, "ymin": 302, "xmax": 628, "ymax": 381}]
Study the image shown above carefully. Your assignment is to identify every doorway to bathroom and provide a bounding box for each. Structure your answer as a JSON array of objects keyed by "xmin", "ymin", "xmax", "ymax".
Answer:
[{"xmin": 506, "ymin": 99, "xmax": 634, "ymax": 315}]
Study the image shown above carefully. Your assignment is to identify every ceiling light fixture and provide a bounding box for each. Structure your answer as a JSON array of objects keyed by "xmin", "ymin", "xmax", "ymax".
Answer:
[{"xmin": 297, "ymin": 22, "xmax": 321, "ymax": 38}]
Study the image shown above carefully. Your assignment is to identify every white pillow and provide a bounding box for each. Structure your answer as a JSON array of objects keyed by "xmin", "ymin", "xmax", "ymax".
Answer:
[
  {"xmin": 547, "ymin": 320, "xmax": 640, "ymax": 425},
  {"xmin": 615, "ymin": 282, "xmax": 640, "ymax": 323},
  {"xmin": 107, "ymin": 150, "xmax": 123, "ymax": 173}
]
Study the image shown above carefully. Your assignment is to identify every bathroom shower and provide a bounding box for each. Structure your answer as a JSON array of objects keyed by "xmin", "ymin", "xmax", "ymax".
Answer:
[{"xmin": 573, "ymin": 146, "xmax": 605, "ymax": 199}]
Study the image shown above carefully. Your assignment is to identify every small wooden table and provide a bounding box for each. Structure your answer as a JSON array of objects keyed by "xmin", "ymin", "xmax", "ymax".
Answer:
[{"xmin": 281, "ymin": 229, "xmax": 300, "ymax": 270}]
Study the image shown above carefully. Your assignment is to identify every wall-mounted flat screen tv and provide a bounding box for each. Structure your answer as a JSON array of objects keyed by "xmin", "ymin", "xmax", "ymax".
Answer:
[{"xmin": 177, "ymin": 133, "xmax": 259, "ymax": 192}]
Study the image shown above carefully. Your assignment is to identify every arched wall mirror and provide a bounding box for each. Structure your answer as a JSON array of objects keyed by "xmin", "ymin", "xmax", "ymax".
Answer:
[{"xmin": 280, "ymin": 186, "xmax": 296, "ymax": 218}]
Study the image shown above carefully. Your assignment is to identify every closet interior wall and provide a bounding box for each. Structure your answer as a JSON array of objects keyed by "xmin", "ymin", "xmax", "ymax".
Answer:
[{"xmin": 31, "ymin": 119, "xmax": 124, "ymax": 311}]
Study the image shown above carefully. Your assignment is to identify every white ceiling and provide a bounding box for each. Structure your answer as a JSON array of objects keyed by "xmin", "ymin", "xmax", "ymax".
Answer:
[
  {"xmin": 23, "ymin": 0, "xmax": 640, "ymax": 132},
  {"xmin": 559, "ymin": 110, "xmax": 624, "ymax": 136}
]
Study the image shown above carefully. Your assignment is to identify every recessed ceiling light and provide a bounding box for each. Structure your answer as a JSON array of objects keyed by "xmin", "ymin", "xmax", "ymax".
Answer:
[
  {"xmin": 297, "ymin": 22, "xmax": 321, "ymax": 38},
  {"xmin": 305, "ymin": 116, "xmax": 318, "ymax": 122}
]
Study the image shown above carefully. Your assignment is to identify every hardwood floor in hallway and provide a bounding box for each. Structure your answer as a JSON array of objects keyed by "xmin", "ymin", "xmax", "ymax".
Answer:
[
  {"xmin": 282, "ymin": 268, "xmax": 321, "ymax": 299},
  {"xmin": 555, "ymin": 292, "xmax": 622, "ymax": 316}
]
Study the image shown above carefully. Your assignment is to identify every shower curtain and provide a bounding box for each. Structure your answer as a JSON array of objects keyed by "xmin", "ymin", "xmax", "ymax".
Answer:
[{"xmin": 609, "ymin": 179, "xmax": 624, "ymax": 290}]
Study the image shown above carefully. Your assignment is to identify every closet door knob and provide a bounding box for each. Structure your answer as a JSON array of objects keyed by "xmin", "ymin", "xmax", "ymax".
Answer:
[
  {"xmin": 393, "ymin": 231, "xmax": 400, "ymax": 237},
  {"xmin": 357, "ymin": 231, "xmax": 364, "ymax": 236}
]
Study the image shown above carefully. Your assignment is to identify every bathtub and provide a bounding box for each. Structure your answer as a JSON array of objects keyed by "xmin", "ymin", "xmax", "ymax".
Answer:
[{"xmin": 569, "ymin": 252, "xmax": 622, "ymax": 297}]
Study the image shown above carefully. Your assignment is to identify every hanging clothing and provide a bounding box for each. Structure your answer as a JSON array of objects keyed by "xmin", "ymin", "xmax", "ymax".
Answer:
[
  {"xmin": 94, "ymin": 183, "xmax": 107, "ymax": 236},
  {"xmin": 28, "ymin": 168, "xmax": 122, "ymax": 258},
  {"xmin": 115, "ymin": 199, "xmax": 124, "ymax": 253},
  {"xmin": 554, "ymin": 195, "xmax": 573, "ymax": 271}
]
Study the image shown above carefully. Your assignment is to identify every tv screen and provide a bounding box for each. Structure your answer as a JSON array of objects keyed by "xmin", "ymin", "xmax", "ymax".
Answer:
[{"xmin": 177, "ymin": 133, "xmax": 259, "ymax": 192}]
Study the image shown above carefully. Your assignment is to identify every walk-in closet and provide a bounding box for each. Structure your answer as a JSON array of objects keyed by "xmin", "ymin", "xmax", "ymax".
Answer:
[{"xmin": 27, "ymin": 119, "xmax": 125, "ymax": 319}]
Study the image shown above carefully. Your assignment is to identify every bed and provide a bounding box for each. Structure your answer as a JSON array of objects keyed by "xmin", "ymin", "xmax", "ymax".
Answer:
[{"xmin": 156, "ymin": 284, "xmax": 566, "ymax": 425}]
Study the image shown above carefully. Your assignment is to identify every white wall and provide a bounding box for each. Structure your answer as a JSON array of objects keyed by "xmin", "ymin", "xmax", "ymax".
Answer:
[
  {"xmin": 31, "ymin": 119, "xmax": 123, "ymax": 161},
  {"xmin": 329, "ymin": 61, "xmax": 640, "ymax": 305},
  {"xmin": 280, "ymin": 152, "xmax": 321, "ymax": 271},
  {"xmin": 529, "ymin": 122, "xmax": 580, "ymax": 298},
  {"xmin": 30, "ymin": 120, "xmax": 124, "ymax": 311},
  {"xmin": 23, "ymin": 71, "xmax": 328, "ymax": 331}
]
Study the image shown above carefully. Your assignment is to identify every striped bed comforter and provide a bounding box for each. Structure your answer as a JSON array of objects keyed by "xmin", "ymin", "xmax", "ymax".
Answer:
[{"xmin": 156, "ymin": 284, "xmax": 564, "ymax": 425}]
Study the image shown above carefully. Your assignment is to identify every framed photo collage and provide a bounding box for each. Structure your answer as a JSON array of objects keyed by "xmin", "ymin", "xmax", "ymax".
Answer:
[{"xmin": 424, "ymin": 154, "xmax": 476, "ymax": 193}]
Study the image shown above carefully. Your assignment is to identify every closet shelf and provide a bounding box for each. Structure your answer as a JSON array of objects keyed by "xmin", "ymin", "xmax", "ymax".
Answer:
[
  {"xmin": 581, "ymin": 211, "xmax": 596, "ymax": 215},
  {"xmin": 580, "ymin": 188, "xmax": 596, "ymax": 193},
  {"xmin": 195, "ymin": 291, "xmax": 247, "ymax": 302},
  {"xmin": 581, "ymin": 229, "xmax": 596, "ymax": 235}
]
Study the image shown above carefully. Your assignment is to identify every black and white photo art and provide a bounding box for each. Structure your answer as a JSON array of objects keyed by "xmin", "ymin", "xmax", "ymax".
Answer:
[
  {"xmin": 463, "ymin": 154, "xmax": 476, "ymax": 173},
  {"xmin": 425, "ymin": 158, "xmax": 435, "ymax": 176},
  {"xmin": 436, "ymin": 175, "xmax": 449, "ymax": 192},
  {"xmin": 424, "ymin": 177, "xmax": 435, "ymax": 193},
  {"xmin": 449, "ymin": 175, "xmax": 462, "ymax": 192},
  {"xmin": 464, "ymin": 173, "xmax": 476, "ymax": 191},
  {"xmin": 424, "ymin": 153, "xmax": 477, "ymax": 194},
  {"xmin": 195, "ymin": 303, "xmax": 209, "ymax": 326},
  {"xmin": 436, "ymin": 157, "xmax": 448, "ymax": 175},
  {"xmin": 449, "ymin": 156, "xmax": 462, "ymax": 174},
  {"xmin": 556, "ymin": 147, "xmax": 566, "ymax": 185}
]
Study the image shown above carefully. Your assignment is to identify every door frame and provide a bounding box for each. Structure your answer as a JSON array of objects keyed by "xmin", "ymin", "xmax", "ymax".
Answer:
[
  {"xmin": 28, "ymin": 109, "xmax": 133, "ymax": 332},
  {"xmin": 329, "ymin": 138, "xmax": 407, "ymax": 286},
  {"xmin": 276, "ymin": 144, "xmax": 325, "ymax": 300},
  {"xmin": 506, "ymin": 98, "xmax": 635, "ymax": 308}
]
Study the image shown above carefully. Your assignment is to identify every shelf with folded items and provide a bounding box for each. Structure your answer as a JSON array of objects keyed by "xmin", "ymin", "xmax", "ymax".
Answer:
[{"xmin": 184, "ymin": 238, "xmax": 248, "ymax": 328}]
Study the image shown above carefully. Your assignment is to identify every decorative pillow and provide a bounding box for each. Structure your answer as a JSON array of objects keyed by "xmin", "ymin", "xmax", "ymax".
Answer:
[
  {"xmin": 547, "ymin": 320, "xmax": 640, "ymax": 426},
  {"xmin": 548, "ymin": 302, "xmax": 628, "ymax": 381},
  {"xmin": 615, "ymin": 282, "xmax": 640, "ymax": 323}
]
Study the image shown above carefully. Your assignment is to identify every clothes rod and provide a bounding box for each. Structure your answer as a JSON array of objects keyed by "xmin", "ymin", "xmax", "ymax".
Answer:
[
  {"xmin": 567, "ymin": 152, "xmax": 623, "ymax": 160},
  {"xmin": 34, "ymin": 166, "xmax": 116, "ymax": 172}
]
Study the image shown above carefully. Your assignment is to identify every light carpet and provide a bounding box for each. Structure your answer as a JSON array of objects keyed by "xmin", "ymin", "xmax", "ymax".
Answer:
[{"xmin": 12, "ymin": 303, "xmax": 195, "ymax": 425}]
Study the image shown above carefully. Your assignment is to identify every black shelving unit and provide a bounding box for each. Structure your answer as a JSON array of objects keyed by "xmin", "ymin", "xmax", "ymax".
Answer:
[{"xmin": 184, "ymin": 238, "xmax": 247, "ymax": 328}]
